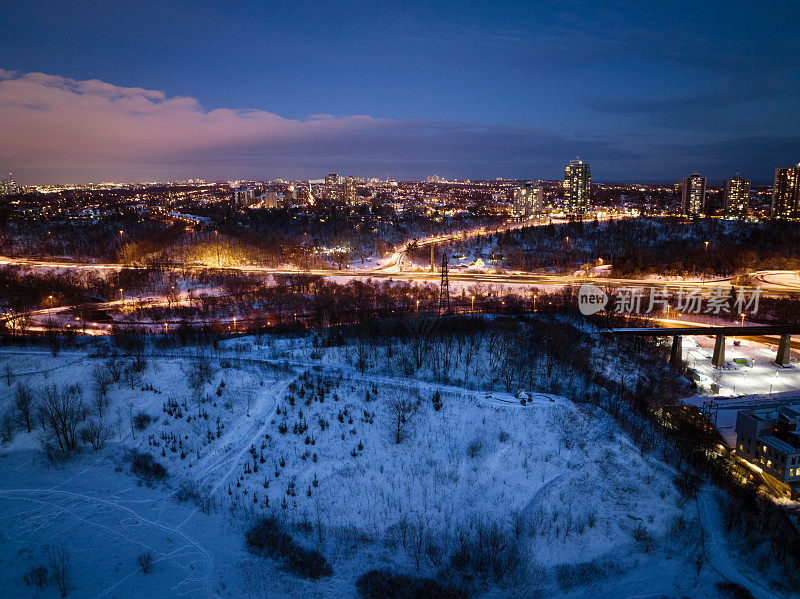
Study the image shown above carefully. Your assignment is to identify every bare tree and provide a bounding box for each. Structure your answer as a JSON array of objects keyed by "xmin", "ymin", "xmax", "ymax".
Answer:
[
  {"xmin": 92, "ymin": 392, "xmax": 108, "ymax": 419},
  {"xmin": 14, "ymin": 383, "xmax": 34, "ymax": 433},
  {"xmin": 387, "ymin": 391, "xmax": 420, "ymax": 444},
  {"xmin": 3, "ymin": 362, "xmax": 12, "ymax": 386},
  {"xmin": 1, "ymin": 409, "xmax": 14, "ymax": 442},
  {"xmin": 48, "ymin": 542, "xmax": 70, "ymax": 598},
  {"xmin": 185, "ymin": 352, "xmax": 213, "ymax": 404},
  {"xmin": 43, "ymin": 318, "xmax": 61, "ymax": 357},
  {"xmin": 37, "ymin": 385, "xmax": 84, "ymax": 452},
  {"xmin": 79, "ymin": 420, "xmax": 113, "ymax": 450},
  {"xmin": 105, "ymin": 359, "xmax": 123, "ymax": 383},
  {"xmin": 1, "ymin": 312, "xmax": 28, "ymax": 338},
  {"xmin": 126, "ymin": 402, "xmax": 137, "ymax": 440},
  {"xmin": 124, "ymin": 362, "xmax": 142, "ymax": 391},
  {"xmin": 113, "ymin": 328, "xmax": 146, "ymax": 371},
  {"xmin": 400, "ymin": 313, "xmax": 437, "ymax": 369},
  {"xmin": 331, "ymin": 248, "xmax": 351, "ymax": 270},
  {"xmin": 91, "ymin": 366, "xmax": 112, "ymax": 417}
]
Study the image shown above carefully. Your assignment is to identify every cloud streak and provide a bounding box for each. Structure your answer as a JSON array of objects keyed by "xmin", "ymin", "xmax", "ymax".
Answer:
[{"xmin": 0, "ymin": 70, "xmax": 638, "ymax": 184}]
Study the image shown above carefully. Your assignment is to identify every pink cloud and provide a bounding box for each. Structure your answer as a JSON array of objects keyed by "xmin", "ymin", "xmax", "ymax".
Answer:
[{"xmin": 0, "ymin": 70, "xmax": 392, "ymax": 179}]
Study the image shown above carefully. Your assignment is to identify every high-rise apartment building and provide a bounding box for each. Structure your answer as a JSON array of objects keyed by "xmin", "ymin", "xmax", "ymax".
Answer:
[
  {"xmin": 772, "ymin": 165, "xmax": 800, "ymax": 219},
  {"xmin": 343, "ymin": 176, "xmax": 357, "ymax": 206},
  {"xmin": 563, "ymin": 159, "xmax": 590, "ymax": 218},
  {"xmin": 681, "ymin": 173, "xmax": 706, "ymax": 216},
  {"xmin": 512, "ymin": 184, "xmax": 543, "ymax": 219},
  {"xmin": 294, "ymin": 184, "xmax": 312, "ymax": 205},
  {"xmin": 324, "ymin": 173, "xmax": 340, "ymax": 204},
  {"xmin": 0, "ymin": 173, "xmax": 16, "ymax": 196},
  {"xmin": 723, "ymin": 176, "xmax": 750, "ymax": 219}
]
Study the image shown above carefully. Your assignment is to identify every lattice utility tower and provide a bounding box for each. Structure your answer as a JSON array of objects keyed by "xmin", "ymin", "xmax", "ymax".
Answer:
[
  {"xmin": 439, "ymin": 254, "xmax": 450, "ymax": 315},
  {"xmin": 700, "ymin": 399, "xmax": 718, "ymax": 431}
]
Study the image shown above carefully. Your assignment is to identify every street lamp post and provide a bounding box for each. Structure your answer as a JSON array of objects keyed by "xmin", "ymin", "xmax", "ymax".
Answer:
[{"xmin": 702, "ymin": 241, "xmax": 709, "ymax": 284}]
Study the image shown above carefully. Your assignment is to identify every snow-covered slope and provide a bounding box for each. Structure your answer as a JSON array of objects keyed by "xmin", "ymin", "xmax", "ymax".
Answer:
[{"xmin": 0, "ymin": 338, "xmax": 767, "ymax": 597}]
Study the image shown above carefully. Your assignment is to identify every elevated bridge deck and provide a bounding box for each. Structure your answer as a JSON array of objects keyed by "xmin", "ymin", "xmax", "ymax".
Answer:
[
  {"xmin": 602, "ymin": 325, "xmax": 800, "ymax": 337},
  {"xmin": 601, "ymin": 325, "xmax": 800, "ymax": 368}
]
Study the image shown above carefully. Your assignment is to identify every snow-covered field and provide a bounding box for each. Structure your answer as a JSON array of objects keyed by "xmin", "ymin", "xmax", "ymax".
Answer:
[{"xmin": 0, "ymin": 332, "xmax": 781, "ymax": 598}]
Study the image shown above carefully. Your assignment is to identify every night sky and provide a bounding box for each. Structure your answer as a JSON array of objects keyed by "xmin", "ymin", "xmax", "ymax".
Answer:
[{"xmin": 2, "ymin": 0, "xmax": 799, "ymax": 184}]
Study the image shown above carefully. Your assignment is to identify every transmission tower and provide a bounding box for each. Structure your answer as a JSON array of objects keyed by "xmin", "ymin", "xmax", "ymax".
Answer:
[
  {"xmin": 439, "ymin": 254, "xmax": 450, "ymax": 315},
  {"xmin": 700, "ymin": 399, "xmax": 718, "ymax": 431}
]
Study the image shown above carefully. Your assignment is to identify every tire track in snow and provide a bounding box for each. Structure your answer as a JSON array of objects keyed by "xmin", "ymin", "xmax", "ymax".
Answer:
[
  {"xmin": 195, "ymin": 375, "xmax": 298, "ymax": 496},
  {"xmin": 0, "ymin": 487, "xmax": 215, "ymax": 599},
  {"xmin": 521, "ymin": 471, "xmax": 567, "ymax": 515}
]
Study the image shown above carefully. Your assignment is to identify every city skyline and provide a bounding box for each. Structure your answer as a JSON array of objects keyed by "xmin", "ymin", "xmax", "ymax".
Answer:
[{"xmin": 1, "ymin": 1, "xmax": 799, "ymax": 184}]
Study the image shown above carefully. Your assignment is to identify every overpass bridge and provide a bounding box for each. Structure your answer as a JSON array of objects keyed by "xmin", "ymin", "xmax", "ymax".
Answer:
[{"xmin": 601, "ymin": 324, "xmax": 800, "ymax": 369}]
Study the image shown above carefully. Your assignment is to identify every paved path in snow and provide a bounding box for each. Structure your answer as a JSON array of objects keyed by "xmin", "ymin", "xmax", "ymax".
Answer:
[{"xmin": 696, "ymin": 486, "xmax": 786, "ymax": 599}]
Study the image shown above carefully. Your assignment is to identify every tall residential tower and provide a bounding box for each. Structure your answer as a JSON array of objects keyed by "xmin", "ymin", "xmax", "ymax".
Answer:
[
  {"xmin": 512, "ymin": 184, "xmax": 543, "ymax": 219},
  {"xmin": 681, "ymin": 173, "xmax": 706, "ymax": 216},
  {"xmin": 772, "ymin": 164, "xmax": 800, "ymax": 219},
  {"xmin": 563, "ymin": 159, "xmax": 590, "ymax": 218},
  {"xmin": 723, "ymin": 176, "xmax": 750, "ymax": 219},
  {"xmin": 343, "ymin": 176, "xmax": 357, "ymax": 206}
]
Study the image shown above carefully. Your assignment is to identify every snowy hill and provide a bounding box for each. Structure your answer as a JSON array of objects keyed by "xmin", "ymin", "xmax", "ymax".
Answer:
[{"xmin": 0, "ymin": 332, "xmax": 776, "ymax": 598}]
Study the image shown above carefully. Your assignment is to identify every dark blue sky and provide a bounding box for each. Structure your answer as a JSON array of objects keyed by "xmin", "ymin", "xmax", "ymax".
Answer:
[{"xmin": 2, "ymin": 0, "xmax": 799, "ymax": 183}]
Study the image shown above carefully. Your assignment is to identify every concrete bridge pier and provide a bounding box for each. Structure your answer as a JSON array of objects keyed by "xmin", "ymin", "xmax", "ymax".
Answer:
[
  {"xmin": 712, "ymin": 334, "xmax": 726, "ymax": 368},
  {"xmin": 776, "ymin": 334, "xmax": 791, "ymax": 367},
  {"xmin": 670, "ymin": 335, "xmax": 683, "ymax": 369}
]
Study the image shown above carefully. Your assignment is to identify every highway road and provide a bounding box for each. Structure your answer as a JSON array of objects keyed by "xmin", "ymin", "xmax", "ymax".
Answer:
[
  {"xmin": 3, "ymin": 253, "xmax": 799, "ymax": 296},
  {"xmin": 3, "ymin": 213, "xmax": 799, "ymax": 295}
]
